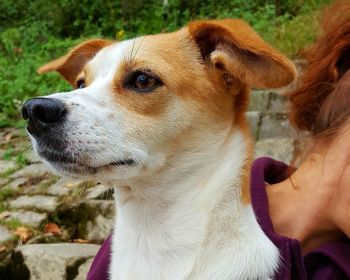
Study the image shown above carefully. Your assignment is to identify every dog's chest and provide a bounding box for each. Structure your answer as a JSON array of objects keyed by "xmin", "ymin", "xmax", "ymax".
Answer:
[
  {"xmin": 110, "ymin": 201, "xmax": 279, "ymax": 280},
  {"xmin": 110, "ymin": 199, "xmax": 207, "ymax": 280}
]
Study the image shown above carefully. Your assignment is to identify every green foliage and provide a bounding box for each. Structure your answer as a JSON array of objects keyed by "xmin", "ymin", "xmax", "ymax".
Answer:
[
  {"xmin": 14, "ymin": 152, "xmax": 28, "ymax": 168},
  {"xmin": 0, "ymin": 167, "xmax": 19, "ymax": 178},
  {"xmin": 0, "ymin": 187, "xmax": 16, "ymax": 201},
  {"xmin": 0, "ymin": 0, "xmax": 331, "ymax": 126},
  {"xmin": 0, "ymin": 33, "xmax": 78, "ymax": 127},
  {"xmin": 266, "ymin": 11, "xmax": 322, "ymax": 60},
  {"xmin": 0, "ymin": 218, "xmax": 23, "ymax": 230},
  {"xmin": 37, "ymin": 176, "xmax": 60, "ymax": 193},
  {"xmin": 0, "ymin": 202, "xmax": 9, "ymax": 213}
]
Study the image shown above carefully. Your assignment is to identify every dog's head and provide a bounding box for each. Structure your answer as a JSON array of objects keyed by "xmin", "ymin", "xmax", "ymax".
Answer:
[{"xmin": 23, "ymin": 19, "xmax": 295, "ymax": 181}]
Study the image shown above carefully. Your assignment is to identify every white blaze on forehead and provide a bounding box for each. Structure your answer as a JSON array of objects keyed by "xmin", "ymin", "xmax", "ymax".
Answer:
[{"xmin": 87, "ymin": 39, "xmax": 136, "ymax": 80}]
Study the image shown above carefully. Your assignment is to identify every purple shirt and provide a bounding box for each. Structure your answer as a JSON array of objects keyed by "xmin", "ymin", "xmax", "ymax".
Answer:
[
  {"xmin": 87, "ymin": 157, "xmax": 350, "ymax": 279},
  {"xmin": 251, "ymin": 157, "xmax": 350, "ymax": 279}
]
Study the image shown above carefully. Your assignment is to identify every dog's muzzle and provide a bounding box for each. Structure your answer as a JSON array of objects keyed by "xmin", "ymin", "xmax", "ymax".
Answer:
[{"xmin": 22, "ymin": 97, "xmax": 136, "ymax": 176}]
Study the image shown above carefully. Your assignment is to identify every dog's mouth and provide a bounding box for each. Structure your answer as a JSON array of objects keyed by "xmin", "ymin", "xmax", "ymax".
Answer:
[
  {"xmin": 39, "ymin": 149, "xmax": 135, "ymax": 175},
  {"xmin": 52, "ymin": 158, "xmax": 136, "ymax": 176},
  {"xmin": 108, "ymin": 159, "xmax": 135, "ymax": 166}
]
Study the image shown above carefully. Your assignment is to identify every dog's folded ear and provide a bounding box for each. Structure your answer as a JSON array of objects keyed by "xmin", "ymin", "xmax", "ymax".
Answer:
[
  {"xmin": 188, "ymin": 19, "xmax": 296, "ymax": 89},
  {"xmin": 37, "ymin": 39, "xmax": 112, "ymax": 85}
]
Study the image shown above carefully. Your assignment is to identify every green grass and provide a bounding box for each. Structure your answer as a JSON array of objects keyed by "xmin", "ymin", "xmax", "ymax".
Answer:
[
  {"xmin": 0, "ymin": 202, "xmax": 10, "ymax": 213},
  {"xmin": 1, "ymin": 150, "xmax": 28, "ymax": 170},
  {"xmin": 36, "ymin": 176, "xmax": 60, "ymax": 193},
  {"xmin": 0, "ymin": 167, "xmax": 19, "ymax": 179},
  {"xmin": 59, "ymin": 181, "xmax": 96, "ymax": 205},
  {"xmin": 0, "ymin": 218, "xmax": 23, "ymax": 230},
  {"xmin": 0, "ymin": 187, "xmax": 17, "ymax": 201}
]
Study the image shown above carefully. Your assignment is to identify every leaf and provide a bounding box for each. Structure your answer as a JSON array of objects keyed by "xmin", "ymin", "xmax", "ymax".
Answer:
[
  {"xmin": 0, "ymin": 246, "xmax": 6, "ymax": 253},
  {"xmin": 65, "ymin": 182, "xmax": 75, "ymax": 189},
  {"xmin": 0, "ymin": 211, "xmax": 11, "ymax": 220},
  {"xmin": 43, "ymin": 223, "xmax": 61, "ymax": 236},
  {"xmin": 15, "ymin": 226, "xmax": 32, "ymax": 243},
  {"xmin": 73, "ymin": 238, "xmax": 89, "ymax": 243},
  {"xmin": 4, "ymin": 132, "xmax": 13, "ymax": 141}
]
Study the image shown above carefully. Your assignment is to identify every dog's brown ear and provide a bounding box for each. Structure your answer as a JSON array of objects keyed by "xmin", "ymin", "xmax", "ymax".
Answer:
[
  {"xmin": 37, "ymin": 39, "xmax": 113, "ymax": 85},
  {"xmin": 188, "ymin": 19, "xmax": 296, "ymax": 88}
]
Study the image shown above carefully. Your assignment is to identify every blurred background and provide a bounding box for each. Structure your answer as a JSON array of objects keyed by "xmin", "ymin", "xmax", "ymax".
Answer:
[
  {"xmin": 0, "ymin": 0, "xmax": 331, "ymax": 127},
  {"xmin": 0, "ymin": 0, "xmax": 331, "ymax": 279}
]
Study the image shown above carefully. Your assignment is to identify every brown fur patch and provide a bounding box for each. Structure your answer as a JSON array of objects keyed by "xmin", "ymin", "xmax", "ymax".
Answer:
[
  {"xmin": 109, "ymin": 30, "xmax": 241, "ymax": 125},
  {"xmin": 112, "ymin": 59, "xmax": 173, "ymax": 117},
  {"xmin": 38, "ymin": 39, "xmax": 113, "ymax": 85},
  {"xmin": 188, "ymin": 19, "xmax": 296, "ymax": 88}
]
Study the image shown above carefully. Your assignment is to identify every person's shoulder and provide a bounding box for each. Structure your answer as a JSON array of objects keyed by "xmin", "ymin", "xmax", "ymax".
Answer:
[
  {"xmin": 250, "ymin": 158, "xmax": 350, "ymax": 280},
  {"xmin": 304, "ymin": 241, "xmax": 350, "ymax": 279},
  {"xmin": 251, "ymin": 157, "xmax": 306, "ymax": 279},
  {"xmin": 250, "ymin": 157, "xmax": 290, "ymax": 227},
  {"xmin": 251, "ymin": 157, "xmax": 290, "ymax": 184}
]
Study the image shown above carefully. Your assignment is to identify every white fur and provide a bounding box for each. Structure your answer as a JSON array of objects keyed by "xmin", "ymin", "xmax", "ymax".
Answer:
[{"xmin": 110, "ymin": 131, "xmax": 279, "ymax": 280}]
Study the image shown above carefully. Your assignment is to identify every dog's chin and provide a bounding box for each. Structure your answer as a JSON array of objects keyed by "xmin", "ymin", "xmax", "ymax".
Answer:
[
  {"xmin": 48, "ymin": 160, "xmax": 136, "ymax": 178},
  {"xmin": 37, "ymin": 149, "xmax": 137, "ymax": 180},
  {"xmin": 44, "ymin": 160, "xmax": 139, "ymax": 182}
]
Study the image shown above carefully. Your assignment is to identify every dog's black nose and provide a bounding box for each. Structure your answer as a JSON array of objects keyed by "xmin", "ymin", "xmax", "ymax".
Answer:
[{"xmin": 22, "ymin": 98, "xmax": 66, "ymax": 135}]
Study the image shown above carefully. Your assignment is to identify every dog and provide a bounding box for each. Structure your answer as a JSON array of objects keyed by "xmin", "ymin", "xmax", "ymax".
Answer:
[{"xmin": 23, "ymin": 19, "xmax": 296, "ymax": 279}]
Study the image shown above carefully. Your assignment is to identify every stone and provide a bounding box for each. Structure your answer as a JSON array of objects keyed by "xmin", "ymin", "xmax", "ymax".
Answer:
[
  {"xmin": 293, "ymin": 59, "xmax": 308, "ymax": 74},
  {"xmin": 255, "ymin": 138, "xmax": 295, "ymax": 163},
  {"xmin": 259, "ymin": 113, "xmax": 296, "ymax": 139},
  {"xmin": 249, "ymin": 90, "xmax": 271, "ymax": 112},
  {"xmin": 22, "ymin": 177, "xmax": 57, "ymax": 195},
  {"xmin": 0, "ymin": 211, "xmax": 11, "ymax": 220},
  {"xmin": 23, "ymin": 150, "xmax": 41, "ymax": 164},
  {"xmin": 0, "ymin": 177, "xmax": 9, "ymax": 186},
  {"xmin": 15, "ymin": 243, "xmax": 100, "ymax": 280},
  {"xmin": 47, "ymin": 178, "xmax": 78, "ymax": 196},
  {"xmin": 246, "ymin": 111, "xmax": 262, "ymax": 140},
  {"xmin": 9, "ymin": 195, "xmax": 59, "ymax": 212},
  {"xmin": 10, "ymin": 163, "xmax": 51, "ymax": 179},
  {"xmin": 267, "ymin": 91, "xmax": 289, "ymax": 113},
  {"xmin": 0, "ymin": 128, "xmax": 26, "ymax": 140},
  {"xmin": 85, "ymin": 184, "xmax": 113, "ymax": 200},
  {"xmin": 85, "ymin": 214, "xmax": 114, "ymax": 243},
  {"xmin": 82, "ymin": 200, "xmax": 115, "ymax": 243},
  {"xmin": 7, "ymin": 177, "xmax": 28, "ymax": 191},
  {"xmin": 4, "ymin": 211, "xmax": 47, "ymax": 228},
  {"xmin": 75, "ymin": 258, "xmax": 93, "ymax": 280},
  {"xmin": 0, "ymin": 160, "xmax": 16, "ymax": 174},
  {"xmin": 84, "ymin": 200, "xmax": 115, "ymax": 215},
  {"xmin": 0, "ymin": 225, "xmax": 15, "ymax": 244},
  {"xmin": 0, "ymin": 149, "xmax": 6, "ymax": 159}
]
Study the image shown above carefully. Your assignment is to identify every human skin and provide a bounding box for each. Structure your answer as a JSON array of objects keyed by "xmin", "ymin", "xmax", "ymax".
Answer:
[{"xmin": 267, "ymin": 123, "xmax": 350, "ymax": 253}]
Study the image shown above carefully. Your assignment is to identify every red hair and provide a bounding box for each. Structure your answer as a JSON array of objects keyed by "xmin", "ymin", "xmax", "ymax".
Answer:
[{"xmin": 287, "ymin": 1, "xmax": 350, "ymax": 139}]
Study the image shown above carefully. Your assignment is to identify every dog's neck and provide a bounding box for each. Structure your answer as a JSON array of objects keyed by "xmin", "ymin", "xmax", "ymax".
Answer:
[
  {"xmin": 109, "ymin": 125, "xmax": 272, "ymax": 279},
  {"xmin": 116, "ymin": 124, "xmax": 249, "ymax": 207}
]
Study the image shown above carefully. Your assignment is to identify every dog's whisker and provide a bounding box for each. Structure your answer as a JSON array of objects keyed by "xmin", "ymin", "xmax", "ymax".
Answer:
[
  {"xmin": 128, "ymin": 37, "xmax": 137, "ymax": 63},
  {"xmin": 20, "ymin": 144, "xmax": 32, "ymax": 154},
  {"xmin": 132, "ymin": 35, "xmax": 146, "ymax": 61},
  {"xmin": 164, "ymin": 162, "xmax": 193, "ymax": 184}
]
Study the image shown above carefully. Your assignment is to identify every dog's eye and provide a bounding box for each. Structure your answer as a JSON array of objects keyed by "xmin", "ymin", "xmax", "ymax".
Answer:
[
  {"xmin": 125, "ymin": 71, "xmax": 162, "ymax": 93},
  {"xmin": 76, "ymin": 78, "xmax": 85, "ymax": 89}
]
